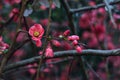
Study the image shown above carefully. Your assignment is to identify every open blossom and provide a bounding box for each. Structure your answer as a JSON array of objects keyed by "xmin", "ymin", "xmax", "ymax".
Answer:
[
  {"xmin": 39, "ymin": 47, "xmax": 54, "ymax": 57},
  {"xmin": 45, "ymin": 47, "xmax": 54, "ymax": 57},
  {"xmin": 29, "ymin": 24, "xmax": 44, "ymax": 47}
]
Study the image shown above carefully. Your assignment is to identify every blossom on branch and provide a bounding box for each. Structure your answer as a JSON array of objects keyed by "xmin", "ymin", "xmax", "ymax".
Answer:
[
  {"xmin": 9, "ymin": 8, "xmax": 19, "ymax": 21},
  {"xmin": 29, "ymin": 24, "xmax": 44, "ymax": 47},
  {"xmin": 45, "ymin": 47, "xmax": 54, "ymax": 57},
  {"xmin": 75, "ymin": 45, "xmax": 82, "ymax": 53},
  {"xmin": 63, "ymin": 30, "xmax": 70, "ymax": 37}
]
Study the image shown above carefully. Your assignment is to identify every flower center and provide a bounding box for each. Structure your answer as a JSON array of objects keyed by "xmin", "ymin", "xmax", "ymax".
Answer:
[{"xmin": 33, "ymin": 31, "xmax": 40, "ymax": 37}]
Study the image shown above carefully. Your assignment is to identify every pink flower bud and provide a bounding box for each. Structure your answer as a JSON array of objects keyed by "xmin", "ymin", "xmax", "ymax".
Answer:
[
  {"xmin": 63, "ymin": 30, "xmax": 70, "ymax": 36},
  {"xmin": 9, "ymin": 8, "xmax": 19, "ymax": 21},
  {"xmin": 45, "ymin": 47, "xmax": 54, "ymax": 57},
  {"xmin": 36, "ymin": 40, "xmax": 42, "ymax": 47},
  {"xmin": 0, "ymin": 36, "xmax": 9, "ymax": 53},
  {"xmin": 76, "ymin": 46, "xmax": 82, "ymax": 53},
  {"xmin": 52, "ymin": 40, "xmax": 61, "ymax": 47},
  {"xmin": 9, "ymin": 8, "xmax": 19, "ymax": 17},
  {"xmin": 68, "ymin": 35, "xmax": 80, "ymax": 41},
  {"xmin": 12, "ymin": 8, "xmax": 19, "ymax": 14},
  {"xmin": 72, "ymin": 40, "xmax": 78, "ymax": 46},
  {"xmin": 61, "ymin": 41, "xmax": 72, "ymax": 50}
]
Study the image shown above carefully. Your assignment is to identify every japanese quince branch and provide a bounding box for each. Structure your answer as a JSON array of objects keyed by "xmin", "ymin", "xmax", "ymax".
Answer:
[{"xmin": 3, "ymin": 49, "xmax": 120, "ymax": 73}]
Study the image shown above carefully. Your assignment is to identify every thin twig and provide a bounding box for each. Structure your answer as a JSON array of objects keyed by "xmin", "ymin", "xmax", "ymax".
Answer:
[
  {"xmin": 66, "ymin": 58, "xmax": 74, "ymax": 80},
  {"xmin": 23, "ymin": 17, "xmax": 37, "ymax": 56},
  {"xmin": 60, "ymin": 0, "xmax": 75, "ymax": 34},
  {"xmin": 4, "ymin": 58, "xmax": 74, "ymax": 74},
  {"xmin": 36, "ymin": 0, "xmax": 52, "ymax": 80},
  {"xmin": 83, "ymin": 59, "xmax": 103, "ymax": 80},
  {"xmin": 104, "ymin": 0, "xmax": 117, "ymax": 28},
  {"xmin": 0, "ymin": 14, "xmax": 15, "ymax": 35},
  {"xmin": 70, "ymin": 0, "xmax": 120, "ymax": 14},
  {"xmin": 0, "ymin": 0, "xmax": 28, "ymax": 78}
]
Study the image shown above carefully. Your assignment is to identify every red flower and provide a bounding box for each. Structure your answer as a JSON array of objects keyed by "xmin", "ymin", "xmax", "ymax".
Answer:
[{"xmin": 29, "ymin": 24, "xmax": 44, "ymax": 47}]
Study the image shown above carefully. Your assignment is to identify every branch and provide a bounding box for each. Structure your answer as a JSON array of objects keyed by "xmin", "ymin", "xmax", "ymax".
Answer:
[
  {"xmin": 70, "ymin": 0, "xmax": 120, "ymax": 14},
  {"xmin": 60, "ymin": 0, "xmax": 75, "ymax": 34},
  {"xmin": 83, "ymin": 59, "xmax": 103, "ymax": 80},
  {"xmin": 3, "ymin": 49, "xmax": 120, "ymax": 72},
  {"xmin": 0, "ymin": 14, "xmax": 15, "ymax": 35},
  {"xmin": 60, "ymin": 1, "xmax": 88, "ymax": 79},
  {"xmin": 0, "ymin": 1, "xmax": 28, "ymax": 78},
  {"xmin": 36, "ymin": 0, "xmax": 53, "ymax": 79},
  {"xmin": 4, "ymin": 58, "xmax": 73, "ymax": 74},
  {"xmin": 104, "ymin": 0, "xmax": 117, "ymax": 28}
]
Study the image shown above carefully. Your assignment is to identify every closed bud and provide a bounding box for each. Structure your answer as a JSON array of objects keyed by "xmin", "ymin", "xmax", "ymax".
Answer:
[
  {"xmin": 72, "ymin": 40, "xmax": 78, "ymax": 46},
  {"xmin": 76, "ymin": 46, "xmax": 82, "ymax": 53},
  {"xmin": 68, "ymin": 35, "xmax": 80, "ymax": 41},
  {"xmin": 63, "ymin": 30, "xmax": 70, "ymax": 36},
  {"xmin": 52, "ymin": 40, "xmax": 61, "ymax": 47}
]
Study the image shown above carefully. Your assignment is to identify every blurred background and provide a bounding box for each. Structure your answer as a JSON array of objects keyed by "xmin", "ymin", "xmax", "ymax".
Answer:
[{"xmin": 0, "ymin": 0, "xmax": 120, "ymax": 80}]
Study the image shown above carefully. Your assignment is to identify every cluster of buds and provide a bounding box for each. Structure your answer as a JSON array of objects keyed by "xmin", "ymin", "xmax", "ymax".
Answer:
[
  {"xmin": 63, "ymin": 30, "xmax": 82, "ymax": 53},
  {"xmin": 68, "ymin": 35, "xmax": 82, "ymax": 53}
]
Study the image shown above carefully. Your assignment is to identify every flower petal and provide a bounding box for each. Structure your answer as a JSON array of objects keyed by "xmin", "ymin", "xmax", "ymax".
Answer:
[{"xmin": 35, "ymin": 40, "xmax": 42, "ymax": 47}]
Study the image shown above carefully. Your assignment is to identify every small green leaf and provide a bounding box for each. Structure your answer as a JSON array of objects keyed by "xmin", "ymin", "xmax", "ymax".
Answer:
[{"xmin": 3, "ymin": 49, "xmax": 8, "ymax": 54}]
